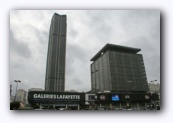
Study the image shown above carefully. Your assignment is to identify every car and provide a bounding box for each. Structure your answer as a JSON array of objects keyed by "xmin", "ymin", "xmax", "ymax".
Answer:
[
  {"xmin": 114, "ymin": 108, "xmax": 122, "ymax": 110},
  {"xmin": 58, "ymin": 108, "xmax": 66, "ymax": 110}
]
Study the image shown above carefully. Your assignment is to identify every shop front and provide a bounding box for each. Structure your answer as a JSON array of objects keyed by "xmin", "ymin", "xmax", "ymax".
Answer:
[
  {"xmin": 96, "ymin": 92, "xmax": 155, "ymax": 110},
  {"xmin": 28, "ymin": 91, "xmax": 85, "ymax": 110}
]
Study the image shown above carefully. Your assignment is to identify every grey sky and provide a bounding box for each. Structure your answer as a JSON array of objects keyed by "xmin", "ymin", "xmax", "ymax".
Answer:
[{"xmin": 10, "ymin": 10, "xmax": 160, "ymax": 94}]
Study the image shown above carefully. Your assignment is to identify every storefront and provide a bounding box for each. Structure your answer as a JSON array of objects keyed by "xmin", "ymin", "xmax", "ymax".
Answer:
[
  {"xmin": 28, "ymin": 91, "xmax": 85, "ymax": 110},
  {"xmin": 28, "ymin": 91, "xmax": 159, "ymax": 110},
  {"xmin": 96, "ymin": 92, "xmax": 156, "ymax": 110}
]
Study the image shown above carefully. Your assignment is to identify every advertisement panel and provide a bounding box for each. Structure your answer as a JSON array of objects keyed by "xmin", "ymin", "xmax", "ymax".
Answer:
[
  {"xmin": 97, "ymin": 93, "xmax": 111, "ymax": 102},
  {"xmin": 112, "ymin": 94, "xmax": 120, "ymax": 101},
  {"xmin": 28, "ymin": 91, "xmax": 85, "ymax": 105}
]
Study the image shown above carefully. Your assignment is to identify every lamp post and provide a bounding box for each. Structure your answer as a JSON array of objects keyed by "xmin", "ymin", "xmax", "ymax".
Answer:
[{"xmin": 14, "ymin": 80, "xmax": 21, "ymax": 101}]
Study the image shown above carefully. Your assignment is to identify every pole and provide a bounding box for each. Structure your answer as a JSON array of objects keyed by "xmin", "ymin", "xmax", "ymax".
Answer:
[
  {"xmin": 14, "ymin": 81, "xmax": 18, "ymax": 101},
  {"xmin": 137, "ymin": 103, "xmax": 139, "ymax": 110},
  {"xmin": 14, "ymin": 80, "xmax": 21, "ymax": 101}
]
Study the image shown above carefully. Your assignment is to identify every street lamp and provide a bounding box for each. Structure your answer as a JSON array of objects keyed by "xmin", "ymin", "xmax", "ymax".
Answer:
[{"xmin": 14, "ymin": 80, "xmax": 21, "ymax": 101}]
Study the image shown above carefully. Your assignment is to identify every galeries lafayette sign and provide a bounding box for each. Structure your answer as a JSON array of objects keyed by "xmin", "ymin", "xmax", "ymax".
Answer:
[{"xmin": 33, "ymin": 94, "xmax": 80, "ymax": 100}]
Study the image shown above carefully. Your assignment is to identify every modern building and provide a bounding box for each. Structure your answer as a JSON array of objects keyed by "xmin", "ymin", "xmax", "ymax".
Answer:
[
  {"xmin": 90, "ymin": 43, "xmax": 149, "ymax": 92},
  {"xmin": 45, "ymin": 13, "xmax": 67, "ymax": 92}
]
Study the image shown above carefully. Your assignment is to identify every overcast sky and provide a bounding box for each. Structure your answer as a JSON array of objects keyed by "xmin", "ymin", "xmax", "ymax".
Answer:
[{"xmin": 10, "ymin": 10, "xmax": 160, "ymax": 94}]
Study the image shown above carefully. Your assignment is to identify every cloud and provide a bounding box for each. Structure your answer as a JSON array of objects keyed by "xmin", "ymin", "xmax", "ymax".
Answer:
[
  {"xmin": 10, "ymin": 10, "xmax": 160, "ymax": 93},
  {"xmin": 10, "ymin": 29, "xmax": 31, "ymax": 59},
  {"xmin": 119, "ymin": 10, "xmax": 160, "ymax": 82}
]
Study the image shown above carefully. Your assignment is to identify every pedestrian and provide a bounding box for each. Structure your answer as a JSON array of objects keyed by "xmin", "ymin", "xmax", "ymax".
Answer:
[{"xmin": 10, "ymin": 101, "xmax": 24, "ymax": 110}]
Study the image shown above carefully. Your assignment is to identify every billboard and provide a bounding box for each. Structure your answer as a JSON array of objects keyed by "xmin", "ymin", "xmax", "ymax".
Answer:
[
  {"xmin": 112, "ymin": 94, "xmax": 120, "ymax": 101},
  {"xmin": 28, "ymin": 91, "xmax": 85, "ymax": 105}
]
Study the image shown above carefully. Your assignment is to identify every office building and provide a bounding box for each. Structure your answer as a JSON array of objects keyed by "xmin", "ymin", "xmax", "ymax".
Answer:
[
  {"xmin": 45, "ymin": 13, "xmax": 67, "ymax": 92},
  {"xmin": 90, "ymin": 43, "xmax": 149, "ymax": 92}
]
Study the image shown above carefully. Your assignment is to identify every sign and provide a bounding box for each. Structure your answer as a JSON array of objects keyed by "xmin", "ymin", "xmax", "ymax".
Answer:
[
  {"xmin": 125, "ymin": 95, "xmax": 130, "ymax": 99},
  {"xmin": 112, "ymin": 95, "xmax": 120, "ymax": 101},
  {"xmin": 28, "ymin": 91, "xmax": 85, "ymax": 105},
  {"xmin": 100, "ymin": 95, "xmax": 106, "ymax": 100},
  {"xmin": 33, "ymin": 94, "xmax": 80, "ymax": 100}
]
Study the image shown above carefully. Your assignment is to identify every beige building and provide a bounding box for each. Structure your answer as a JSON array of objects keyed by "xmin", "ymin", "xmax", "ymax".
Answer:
[
  {"xmin": 148, "ymin": 83, "xmax": 160, "ymax": 93},
  {"xmin": 28, "ymin": 88, "xmax": 44, "ymax": 92},
  {"xmin": 25, "ymin": 88, "xmax": 43, "ymax": 105},
  {"xmin": 15, "ymin": 89, "xmax": 26, "ymax": 104}
]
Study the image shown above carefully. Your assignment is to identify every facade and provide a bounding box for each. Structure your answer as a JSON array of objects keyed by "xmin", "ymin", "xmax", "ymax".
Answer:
[
  {"xmin": 90, "ymin": 44, "xmax": 149, "ymax": 92},
  {"xmin": 45, "ymin": 13, "xmax": 67, "ymax": 92},
  {"xmin": 27, "ymin": 91, "xmax": 159, "ymax": 110},
  {"xmin": 28, "ymin": 91, "xmax": 85, "ymax": 110},
  {"xmin": 148, "ymin": 83, "xmax": 160, "ymax": 93},
  {"xmin": 96, "ymin": 92, "xmax": 159, "ymax": 110}
]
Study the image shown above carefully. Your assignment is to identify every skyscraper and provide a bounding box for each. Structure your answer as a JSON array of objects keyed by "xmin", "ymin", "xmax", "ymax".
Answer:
[
  {"xmin": 45, "ymin": 13, "xmax": 67, "ymax": 92},
  {"xmin": 90, "ymin": 43, "xmax": 149, "ymax": 92}
]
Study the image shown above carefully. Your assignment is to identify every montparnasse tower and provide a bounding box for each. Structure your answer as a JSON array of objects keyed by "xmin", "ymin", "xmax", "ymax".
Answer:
[{"xmin": 45, "ymin": 13, "xmax": 67, "ymax": 92}]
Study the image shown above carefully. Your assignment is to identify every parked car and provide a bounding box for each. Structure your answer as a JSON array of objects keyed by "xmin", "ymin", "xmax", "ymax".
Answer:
[{"xmin": 58, "ymin": 108, "xmax": 66, "ymax": 110}]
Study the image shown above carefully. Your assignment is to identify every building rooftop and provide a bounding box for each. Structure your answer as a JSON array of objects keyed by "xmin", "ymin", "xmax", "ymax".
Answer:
[
  {"xmin": 54, "ymin": 13, "xmax": 66, "ymax": 17},
  {"xmin": 90, "ymin": 43, "xmax": 141, "ymax": 61}
]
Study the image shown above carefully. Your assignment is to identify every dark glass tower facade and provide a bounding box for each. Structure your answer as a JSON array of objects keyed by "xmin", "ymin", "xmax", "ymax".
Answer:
[
  {"xmin": 90, "ymin": 44, "xmax": 149, "ymax": 92},
  {"xmin": 45, "ymin": 13, "xmax": 67, "ymax": 92}
]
